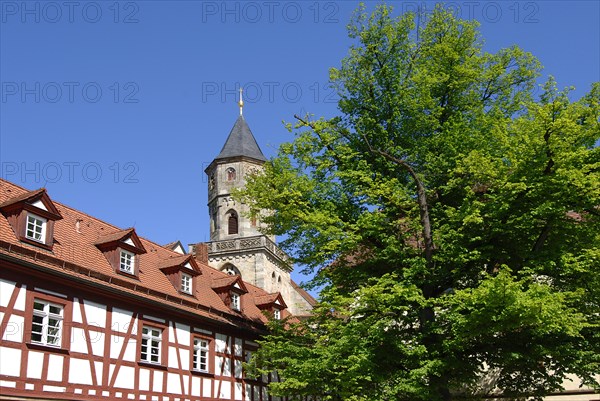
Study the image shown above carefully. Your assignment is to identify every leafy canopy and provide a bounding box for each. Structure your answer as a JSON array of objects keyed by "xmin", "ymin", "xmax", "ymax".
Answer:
[{"xmin": 239, "ymin": 4, "xmax": 600, "ymax": 401}]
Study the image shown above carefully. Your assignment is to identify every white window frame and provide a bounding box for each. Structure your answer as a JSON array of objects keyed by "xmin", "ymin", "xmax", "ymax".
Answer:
[
  {"xmin": 193, "ymin": 338, "xmax": 209, "ymax": 372},
  {"xmin": 31, "ymin": 299, "xmax": 63, "ymax": 347},
  {"xmin": 273, "ymin": 308, "xmax": 281, "ymax": 320},
  {"xmin": 181, "ymin": 273, "xmax": 192, "ymax": 294},
  {"xmin": 25, "ymin": 213, "xmax": 47, "ymax": 243},
  {"xmin": 231, "ymin": 292, "xmax": 240, "ymax": 311},
  {"xmin": 119, "ymin": 249, "xmax": 135, "ymax": 274},
  {"xmin": 140, "ymin": 326, "xmax": 162, "ymax": 364}
]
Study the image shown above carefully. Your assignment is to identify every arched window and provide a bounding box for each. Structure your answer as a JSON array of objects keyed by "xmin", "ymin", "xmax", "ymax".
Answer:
[
  {"xmin": 226, "ymin": 167, "xmax": 236, "ymax": 181},
  {"xmin": 228, "ymin": 211, "xmax": 238, "ymax": 235},
  {"xmin": 222, "ymin": 263, "xmax": 240, "ymax": 276}
]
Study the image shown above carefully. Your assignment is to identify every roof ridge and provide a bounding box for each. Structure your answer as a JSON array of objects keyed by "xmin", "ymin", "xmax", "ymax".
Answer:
[{"xmin": 214, "ymin": 115, "xmax": 267, "ymax": 162}]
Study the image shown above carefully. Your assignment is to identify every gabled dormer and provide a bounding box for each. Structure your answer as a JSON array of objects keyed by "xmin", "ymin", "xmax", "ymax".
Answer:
[
  {"xmin": 255, "ymin": 292, "xmax": 287, "ymax": 320},
  {"xmin": 164, "ymin": 240, "xmax": 186, "ymax": 255},
  {"xmin": 95, "ymin": 228, "xmax": 146, "ymax": 278},
  {"xmin": 0, "ymin": 188, "xmax": 63, "ymax": 250},
  {"xmin": 158, "ymin": 254, "xmax": 201, "ymax": 296},
  {"xmin": 211, "ymin": 275, "xmax": 248, "ymax": 312}
]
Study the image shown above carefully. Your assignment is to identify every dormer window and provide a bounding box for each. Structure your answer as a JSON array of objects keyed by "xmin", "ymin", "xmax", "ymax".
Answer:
[
  {"xmin": 181, "ymin": 273, "xmax": 192, "ymax": 294},
  {"xmin": 158, "ymin": 254, "xmax": 201, "ymax": 297},
  {"xmin": 231, "ymin": 292, "xmax": 241, "ymax": 311},
  {"xmin": 95, "ymin": 228, "xmax": 146, "ymax": 278},
  {"xmin": 211, "ymin": 274, "xmax": 248, "ymax": 313},
  {"xmin": 119, "ymin": 250, "xmax": 135, "ymax": 274},
  {"xmin": 255, "ymin": 292, "xmax": 288, "ymax": 321},
  {"xmin": 26, "ymin": 213, "xmax": 47, "ymax": 242},
  {"xmin": 0, "ymin": 188, "xmax": 63, "ymax": 250}
]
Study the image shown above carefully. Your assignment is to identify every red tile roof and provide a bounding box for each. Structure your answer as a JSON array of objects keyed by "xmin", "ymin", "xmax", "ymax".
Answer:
[
  {"xmin": 0, "ymin": 187, "xmax": 46, "ymax": 208},
  {"xmin": 0, "ymin": 179, "xmax": 287, "ymax": 329}
]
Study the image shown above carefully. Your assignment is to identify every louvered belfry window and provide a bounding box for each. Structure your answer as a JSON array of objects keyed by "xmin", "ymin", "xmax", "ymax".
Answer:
[{"xmin": 228, "ymin": 211, "xmax": 238, "ymax": 235}]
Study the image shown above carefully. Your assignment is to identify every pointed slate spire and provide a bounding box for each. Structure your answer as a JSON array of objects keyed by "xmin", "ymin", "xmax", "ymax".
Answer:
[{"xmin": 214, "ymin": 115, "xmax": 267, "ymax": 162}]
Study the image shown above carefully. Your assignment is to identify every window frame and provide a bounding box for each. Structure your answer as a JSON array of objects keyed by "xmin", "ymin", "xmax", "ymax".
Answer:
[
  {"xmin": 273, "ymin": 308, "xmax": 281, "ymax": 320},
  {"xmin": 30, "ymin": 298, "xmax": 64, "ymax": 348},
  {"xmin": 25, "ymin": 213, "xmax": 47, "ymax": 243},
  {"xmin": 140, "ymin": 325, "xmax": 163, "ymax": 365},
  {"xmin": 227, "ymin": 211, "xmax": 238, "ymax": 235},
  {"xmin": 231, "ymin": 291, "xmax": 241, "ymax": 311},
  {"xmin": 226, "ymin": 167, "xmax": 236, "ymax": 181},
  {"xmin": 181, "ymin": 272, "xmax": 193, "ymax": 295},
  {"xmin": 192, "ymin": 337, "xmax": 210, "ymax": 373},
  {"xmin": 119, "ymin": 249, "xmax": 136, "ymax": 275}
]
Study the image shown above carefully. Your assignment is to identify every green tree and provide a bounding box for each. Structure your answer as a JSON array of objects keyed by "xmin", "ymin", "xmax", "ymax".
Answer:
[{"xmin": 240, "ymin": 4, "xmax": 600, "ymax": 401}]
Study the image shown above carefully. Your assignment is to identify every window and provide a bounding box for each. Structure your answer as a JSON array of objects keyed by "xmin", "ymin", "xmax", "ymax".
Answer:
[
  {"xmin": 222, "ymin": 263, "xmax": 240, "ymax": 276},
  {"xmin": 141, "ymin": 326, "xmax": 162, "ymax": 364},
  {"xmin": 120, "ymin": 250, "xmax": 135, "ymax": 274},
  {"xmin": 181, "ymin": 273, "xmax": 192, "ymax": 294},
  {"xmin": 226, "ymin": 167, "xmax": 236, "ymax": 181},
  {"xmin": 31, "ymin": 299, "xmax": 63, "ymax": 347},
  {"xmin": 231, "ymin": 292, "xmax": 240, "ymax": 311},
  {"xmin": 193, "ymin": 338, "xmax": 209, "ymax": 372},
  {"xmin": 273, "ymin": 308, "xmax": 281, "ymax": 320},
  {"xmin": 228, "ymin": 211, "xmax": 238, "ymax": 235},
  {"xmin": 26, "ymin": 214, "xmax": 47, "ymax": 242}
]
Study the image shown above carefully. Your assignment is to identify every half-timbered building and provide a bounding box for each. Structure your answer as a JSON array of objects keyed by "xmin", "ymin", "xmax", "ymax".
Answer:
[{"xmin": 0, "ymin": 177, "xmax": 286, "ymax": 401}]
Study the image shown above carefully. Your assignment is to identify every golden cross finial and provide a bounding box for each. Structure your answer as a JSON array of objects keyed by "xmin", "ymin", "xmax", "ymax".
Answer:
[{"xmin": 238, "ymin": 87, "xmax": 244, "ymax": 116}]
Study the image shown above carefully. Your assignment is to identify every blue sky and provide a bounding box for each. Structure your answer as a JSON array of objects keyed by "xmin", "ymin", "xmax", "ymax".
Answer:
[{"xmin": 1, "ymin": 1, "xmax": 599, "ymax": 289}]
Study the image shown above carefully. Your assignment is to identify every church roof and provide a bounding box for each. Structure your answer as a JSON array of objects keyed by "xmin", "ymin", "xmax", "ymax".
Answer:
[{"xmin": 214, "ymin": 115, "xmax": 267, "ymax": 162}]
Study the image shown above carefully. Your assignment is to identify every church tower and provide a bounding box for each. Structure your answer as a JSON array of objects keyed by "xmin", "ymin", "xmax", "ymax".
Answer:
[{"xmin": 201, "ymin": 91, "xmax": 315, "ymax": 316}]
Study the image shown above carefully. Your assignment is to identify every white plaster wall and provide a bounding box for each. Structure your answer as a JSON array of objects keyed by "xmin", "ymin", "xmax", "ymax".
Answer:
[
  {"xmin": 68, "ymin": 358, "xmax": 93, "ymax": 385},
  {"xmin": 2, "ymin": 314, "xmax": 23, "ymax": 342},
  {"xmin": 112, "ymin": 308, "xmax": 134, "ymax": 333},
  {"xmin": 166, "ymin": 372, "xmax": 181, "ymax": 394},
  {"xmin": 191, "ymin": 376, "xmax": 201, "ymax": 396},
  {"xmin": 152, "ymin": 370, "xmax": 163, "ymax": 392},
  {"xmin": 176, "ymin": 322, "xmax": 190, "ymax": 346},
  {"xmin": 113, "ymin": 365, "xmax": 135, "ymax": 389},
  {"xmin": 0, "ymin": 347, "xmax": 21, "ymax": 377},
  {"xmin": 47, "ymin": 354, "xmax": 64, "ymax": 381},
  {"xmin": 70, "ymin": 327, "xmax": 87, "ymax": 354},
  {"xmin": 0, "ymin": 279, "xmax": 15, "ymax": 307},
  {"xmin": 168, "ymin": 346, "xmax": 179, "ymax": 369},
  {"xmin": 203, "ymin": 377, "xmax": 212, "ymax": 398},
  {"xmin": 27, "ymin": 351, "xmax": 43, "ymax": 379},
  {"xmin": 14, "ymin": 284, "xmax": 26, "ymax": 311},
  {"xmin": 139, "ymin": 368, "xmax": 150, "ymax": 391},
  {"xmin": 83, "ymin": 300, "xmax": 107, "ymax": 328}
]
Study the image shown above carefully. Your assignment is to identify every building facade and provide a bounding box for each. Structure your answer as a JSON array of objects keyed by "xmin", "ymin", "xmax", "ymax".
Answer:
[{"xmin": 0, "ymin": 179, "xmax": 288, "ymax": 401}]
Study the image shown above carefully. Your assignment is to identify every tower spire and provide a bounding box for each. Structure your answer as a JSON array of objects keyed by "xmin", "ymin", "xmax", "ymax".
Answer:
[{"xmin": 238, "ymin": 87, "xmax": 244, "ymax": 116}]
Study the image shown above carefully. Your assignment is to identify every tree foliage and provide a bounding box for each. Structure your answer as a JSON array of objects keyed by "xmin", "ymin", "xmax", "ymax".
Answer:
[{"xmin": 239, "ymin": 4, "xmax": 600, "ymax": 401}]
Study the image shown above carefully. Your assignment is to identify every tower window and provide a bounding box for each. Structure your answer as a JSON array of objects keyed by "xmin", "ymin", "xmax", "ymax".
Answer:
[
  {"xmin": 226, "ymin": 167, "xmax": 236, "ymax": 181},
  {"xmin": 228, "ymin": 211, "xmax": 238, "ymax": 235}
]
